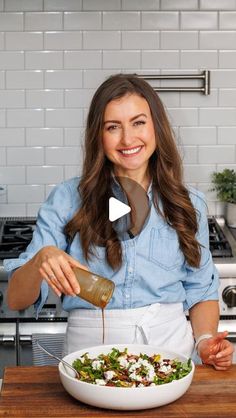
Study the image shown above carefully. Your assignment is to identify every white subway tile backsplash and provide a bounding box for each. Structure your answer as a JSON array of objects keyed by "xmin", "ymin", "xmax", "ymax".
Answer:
[
  {"xmin": 122, "ymin": 0, "xmax": 159, "ymax": 10},
  {"xmin": 44, "ymin": 0, "xmax": 82, "ymax": 11},
  {"xmin": 26, "ymin": 203, "xmax": 41, "ymax": 216},
  {"xmin": 6, "ymin": 70, "xmax": 43, "ymax": 89},
  {"xmin": 0, "ymin": 1, "xmax": 235, "ymax": 215},
  {"xmin": 103, "ymin": 50, "xmax": 140, "ymax": 69},
  {"xmin": 142, "ymin": 12, "xmax": 179, "ymax": 30},
  {"xmin": 64, "ymin": 11, "xmax": 101, "ymax": 30},
  {"xmin": 64, "ymin": 127, "xmax": 84, "ymax": 145},
  {"xmin": 0, "ymin": 90, "xmax": 24, "ymax": 108},
  {"xmin": 219, "ymin": 89, "xmax": 236, "ymax": 106},
  {"xmin": 65, "ymin": 165, "xmax": 81, "ymax": 178},
  {"xmin": 161, "ymin": 0, "xmax": 198, "ymax": 9},
  {"xmin": 180, "ymin": 127, "xmax": 217, "ymax": 145},
  {"xmin": 26, "ymin": 128, "xmax": 63, "ymax": 146},
  {"xmin": 83, "ymin": 69, "xmax": 116, "ymax": 88},
  {"xmin": 200, "ymin": 0, "xmax": 236, "ymax": 9},
  {"xmin": 142, "ymin": 50, "xmax": 179, "ymax": 69},
  {"xmin": 45, "ymin": 146, "xmax": 81, "ymax": 165},
  {"xmin": 181, "ymin": 12, "xmax": 217, "ymax": 30},
  {"xmin": 211, "ymin": 70, "xmax": 236, "ymax": 87},
  {"xmin": 184, "ymin": 164, "xmax": 216, "ymax": 183},
  {"xmin": 45, "ymin": 109, "xmax": 83, "ymax": 127},
  {"xmin": 5, "ymin": 0, "xmax": 43, "ymax": 11},
  {"xmin": 26, "ymin": 89, "xmax": 63, "ymax": 108},
  {"xmin": 0, "ymin": 12, "xmax": 23, "ymax": 30},
  {"xmin": 0, "ymin": 32, "xmax": 3, "ymax": 49},
  {"xmin": 168, "ymin": 108, "xmax": 198, "ymax": 126},
  {"xmin": 122, "ymin": 31, "xmax": 159, "ymax": 49},
  {"xmin": 180, "ymin": 146, "xmax": 198, "ymax": 163},
  {"xmin": 45, "ymin": 70, "xmax": 82, "ymax": 88},
  {"xmin": 26, "ymin": 165, "xmax": 64, "ymax": 184},
  {"xmin": 65, "ymin": 89, "xmax": 94, "ymax": 108},
  {"xmin": 5, "ymin": 31, "xmax": 43, "ymax": 50},
  {"xmin": 199, "ymin": 145, "xmax": 235, "ymax": 163},
  {"xmin": 0, "ymin": 147, "xmax": 6, "ymax": 165},
  {"xmin": 200, "ymin": 108, "xmax": 236, "ymax": 126},
  {"xmin": 161, "ymin": 31, "xmax": 198, "ymax": 49},
  {"xmin": 218, "ymin": 127, "xmax": 236, "ymax": 144},
  {"xmin": 103, "ymin": 11, "xmax": 140, "ymax": 30},
  {"xmin": 25, "ymin": 12, "xmax": 63, "ymax": 30},
  {"xmin": 84, "ymin": 31, "xmax": 121, "ymax": 49},
  {"xmin": 83, "ymin": 0, "xmax": 121, "ymax": 10},
  {"xmin": 0, "ymin": 204, "xmax": 26, "ymax": 216},
  {"xmin": 219, "ymin": 51, "xmax": 236, "ymax": 68},
  {"xmin": 0, "ymin": 52, "xmax": 24, "ymax": 69},
  {"xmin": 0, "ymin": 128, "xmax": 25, "ymax": 145},
  {"xmin": 0, "ymin": 166, "xmax": 25, "ymax": 184},
  {"xmin": 7, "ymin": 147, "xmax": 44, "ymax": 165},
  {"xmin": 0, "ymin": 70, "xmax": 4, "ymax": 88},
  {"xmin": 220, "ymin": 12, "xmax": 236, "ymax": 29},
  {"xmin": 44, "ymin": 31, "xmax": 82, "ymax": 50},
  {"xmin": 200, "ymin": 31, "xmax": 236, "ymax": 49},
  {"xmin": 180, "ymin": 89, "xmax": 218, "ymax": 107},
  {"xmin": 181, "ymin": 50, "xmax": 218, "ymax": 69},
  {"xmin": 64, "ymin": 50, "xmax": 102, "ymax": 69},
  {"xmin": 8, "ymin": 185, "xmax": 44, "ymax": 203},
  {"xmin": 25, "ymin": 51, "xmax": 63, "ymax": 69},
  {"xmin": 7, "ymin": 109, "xmax": 44, "ymax": 127},
  {"xmin": 0, "ymin": 110, "xmax": 6, "ymax": 126}
]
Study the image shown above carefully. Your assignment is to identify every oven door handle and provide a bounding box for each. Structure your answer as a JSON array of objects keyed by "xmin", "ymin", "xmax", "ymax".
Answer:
[
  {"xmin": 227, "ymin": 333, "xmax": 236, "ymax": 343},
  {"xmin": 19, "ymin": 335, "xmax": 32, "ymax": 345},
  {"xmin": 0, "ymin": 335, "xmax": 15, "ymax": 345}
]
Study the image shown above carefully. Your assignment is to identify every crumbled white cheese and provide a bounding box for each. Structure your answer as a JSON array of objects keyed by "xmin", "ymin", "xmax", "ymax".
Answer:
[
  {"xmin": 104, "ymin": 370, "xmax": 116, "ymax": 381},
  {"xmin": 159, "ymin": 364, "xmax": 172, "ymax": 374},
  {"xmin": 129, "ymin": 372, "xmax": 143, "ymax": 382},
  {"xmin": 118, "ymin": 356, "xmax": 129, "ymax": 368},
  {"xmin": 95, "ymin": 379, "xmax": 106, "ymax": 386},
  {"xmin": 91, "ymin": 360, "xmax": 104, "ymax": 370}
]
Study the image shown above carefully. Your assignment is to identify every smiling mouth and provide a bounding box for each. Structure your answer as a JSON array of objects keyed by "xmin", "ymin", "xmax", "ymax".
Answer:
[{"xmin": 119, "ymin": 146, "xmax": 143, "ymax": 156}]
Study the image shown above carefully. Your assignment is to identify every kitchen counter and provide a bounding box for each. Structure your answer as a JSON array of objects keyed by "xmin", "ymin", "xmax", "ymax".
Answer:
[{"xmin": 0, "ymin": 365, "xmax": 236, "ymax": 417}]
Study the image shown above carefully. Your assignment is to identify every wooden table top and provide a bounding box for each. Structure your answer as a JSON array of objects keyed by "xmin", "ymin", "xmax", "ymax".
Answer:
[{"xmin": 0, "ymin": 365, "xmax": 236, "ymax": 417}]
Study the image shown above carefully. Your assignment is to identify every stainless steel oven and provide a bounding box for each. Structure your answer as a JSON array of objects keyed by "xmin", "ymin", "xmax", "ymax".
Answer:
[
  {"xmin": 210, "ymin": 217, "xmax": 236, "ymax": 363},
  {"xmin": 0, "ymin": 217, "xmax": 68, "ymax": 383}
]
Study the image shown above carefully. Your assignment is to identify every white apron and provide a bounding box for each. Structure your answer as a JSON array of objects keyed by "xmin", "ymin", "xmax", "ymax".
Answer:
[{"xmin": 64, "ymin": 303, "xmax": 195, "ymax": 359}]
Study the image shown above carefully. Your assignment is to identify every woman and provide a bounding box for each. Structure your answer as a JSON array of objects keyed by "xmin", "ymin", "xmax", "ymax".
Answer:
[{"xmin": 5, "ymin": 74, "xmax": 233, "ymax": 369}]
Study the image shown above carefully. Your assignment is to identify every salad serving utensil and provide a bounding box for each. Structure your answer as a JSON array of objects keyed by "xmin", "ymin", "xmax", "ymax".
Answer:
[{"xmin": 35, "ymin": 340, "xmax": 79, "ymax": 379}]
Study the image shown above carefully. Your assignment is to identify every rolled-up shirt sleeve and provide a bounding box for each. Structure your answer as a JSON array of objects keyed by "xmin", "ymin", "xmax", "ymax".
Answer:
[
  {"xmin": 3, "ymin": 180, "xmax": 77, "ymax": 316},
  {"xmin": 182, "ymin": 190, "xmax": 219, "ymax": 311}
]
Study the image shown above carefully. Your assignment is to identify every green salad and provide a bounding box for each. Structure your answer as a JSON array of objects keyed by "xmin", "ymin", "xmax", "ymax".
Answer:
[{"xmin": 72, "ymin": 347, "xmax": 192, "ymax": 388}]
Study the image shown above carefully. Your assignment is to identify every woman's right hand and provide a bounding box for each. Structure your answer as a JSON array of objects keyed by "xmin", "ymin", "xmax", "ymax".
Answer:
[{"xmin": 32, "ymin": 246, "xmax": 88, "ymax": 297}]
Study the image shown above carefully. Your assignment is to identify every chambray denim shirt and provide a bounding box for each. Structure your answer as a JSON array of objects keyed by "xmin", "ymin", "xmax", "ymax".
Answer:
[{"xmin": 4, "ymin": 177, "xmax": 219, "ymax": 316}]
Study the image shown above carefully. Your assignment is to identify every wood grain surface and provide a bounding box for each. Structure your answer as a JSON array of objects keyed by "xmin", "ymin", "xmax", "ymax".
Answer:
[{"xmin": 0, "ymin": 365, "xmax": 235, "ymax": 418}]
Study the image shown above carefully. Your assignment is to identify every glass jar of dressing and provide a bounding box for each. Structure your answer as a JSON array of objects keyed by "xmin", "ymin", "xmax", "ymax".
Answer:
[{"xmin": 73, "ymin": 267, "xmax": 115, "ymax": 308}]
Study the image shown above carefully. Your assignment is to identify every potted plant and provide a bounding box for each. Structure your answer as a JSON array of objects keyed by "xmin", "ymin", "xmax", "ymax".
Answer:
[{"xmin": 211, "ymin": 169, "xmax": 236, "ymax": 227}]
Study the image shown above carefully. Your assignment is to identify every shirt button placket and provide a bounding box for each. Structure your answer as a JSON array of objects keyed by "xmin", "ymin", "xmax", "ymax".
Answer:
[{"xmin": 124, "ymin": 241, "xmax": 135, "ymax": 308}]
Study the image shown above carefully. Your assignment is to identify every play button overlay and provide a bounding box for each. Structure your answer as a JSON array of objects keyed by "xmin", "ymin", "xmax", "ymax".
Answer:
[{"xmin": 109, "ymin": 197, "xmax": 131, "ymax": 222}]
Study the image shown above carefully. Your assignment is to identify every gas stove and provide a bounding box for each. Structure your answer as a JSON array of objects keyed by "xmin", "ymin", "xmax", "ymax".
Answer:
[{"xmin": 0, "ymin": 217, "xmax": 36, "ymax": 259}]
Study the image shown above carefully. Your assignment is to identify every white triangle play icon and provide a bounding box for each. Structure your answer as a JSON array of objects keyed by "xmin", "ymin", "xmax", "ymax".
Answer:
[{"xmin": 109, "ymin": 197, "xmax": 131, "ymax": 222}]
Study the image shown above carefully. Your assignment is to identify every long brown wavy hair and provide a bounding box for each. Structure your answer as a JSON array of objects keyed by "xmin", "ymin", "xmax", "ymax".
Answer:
[{"xmin": 65, "ymin": 74, "xmax": 201, "ymax": 269}]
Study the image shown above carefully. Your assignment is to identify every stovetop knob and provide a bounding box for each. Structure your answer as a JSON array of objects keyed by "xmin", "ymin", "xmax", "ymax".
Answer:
[{"xmin": 222, "ymin": 286, "xmax": 236, "ymax": 308}]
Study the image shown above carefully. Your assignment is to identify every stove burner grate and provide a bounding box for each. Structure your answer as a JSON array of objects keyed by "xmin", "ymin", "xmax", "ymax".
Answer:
[{"xmin": 208, "ymin": 217, "xmax": 233, "ymax": 257}]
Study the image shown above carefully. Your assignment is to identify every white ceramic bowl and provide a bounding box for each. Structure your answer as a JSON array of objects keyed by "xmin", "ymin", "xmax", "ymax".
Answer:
[{"xmin": 59, "ymin": 344, "xmax": 195, "ymax": 411}]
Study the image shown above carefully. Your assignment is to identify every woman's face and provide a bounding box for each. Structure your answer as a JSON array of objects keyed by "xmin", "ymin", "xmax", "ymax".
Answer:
[{"xmin": 102, "ymin": 93, "xmax": 156, "ymax": 176}]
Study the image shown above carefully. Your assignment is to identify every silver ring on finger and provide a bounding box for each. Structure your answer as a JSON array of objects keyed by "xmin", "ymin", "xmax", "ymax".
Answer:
[{"xmin": 48, "ymin": 274, "xmax": 56, "ymax": 281}]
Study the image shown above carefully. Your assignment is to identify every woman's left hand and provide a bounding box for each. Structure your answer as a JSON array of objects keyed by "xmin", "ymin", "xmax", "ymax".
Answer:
[{"xmin": 198, "ymin": 331, "xmax": 234, "ymax": 370}]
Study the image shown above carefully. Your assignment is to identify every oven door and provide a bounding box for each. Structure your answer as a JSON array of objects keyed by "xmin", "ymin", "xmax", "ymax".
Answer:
[
  {"xmin": 18, "ymin": 321, "xmax": 67, "ymax": 366},
  {"xmin": 0, "ymin": 323, "xmax": 16, "ymax": 378},
  {"xmin": 218, "ymin": 320, "xmax": 236, "ymax": 364}
]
